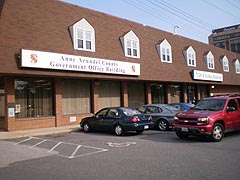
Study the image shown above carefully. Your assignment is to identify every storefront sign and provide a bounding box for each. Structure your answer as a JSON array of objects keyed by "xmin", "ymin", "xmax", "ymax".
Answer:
[
  {"xmin": 21, "ymin": 49, "xmax": 140, "ymax": 76},
  {"xmin": 193, "ymin": 70, "xmax": 223, "ymax": 82}
]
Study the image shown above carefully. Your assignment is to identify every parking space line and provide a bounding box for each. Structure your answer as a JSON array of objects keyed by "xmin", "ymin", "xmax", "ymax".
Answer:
[
  {"xmin": 69, "ymin": 145, "xmax": 82, "ymax": 159},
  {"xmin": 48, "ymin": 142, "xmax": 62, "ymax": 153},
  {"xmin": 14, "ymin": 137, "xmax": 109, "ymax": 159},
  {"xmin": 14, "ymin": 137, "xmax": 33, "ymax": 145},
  {"xmin": 30, "ymin": 139, "xmax": 47, "ymax": 148}
]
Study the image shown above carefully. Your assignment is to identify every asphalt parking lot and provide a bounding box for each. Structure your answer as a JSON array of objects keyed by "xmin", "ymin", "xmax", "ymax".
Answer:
[{"xmin": 1, "ymin": 130, "xmax": 240, "ymax": 180}]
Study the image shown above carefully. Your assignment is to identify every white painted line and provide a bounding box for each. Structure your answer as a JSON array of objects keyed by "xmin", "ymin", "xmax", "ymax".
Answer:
[
  {"xmin": 48, "ymin": 142, "xmax": 62, "ymax": 152},
  {"xmin": 30, "ymin": 139, "xmax": 48, "ymax": 148},
  {"xmin": 14, "ymin": 137, "xmax": 33, "ymax": 145},
  {"xmin": 107, "ymin": 142, "xmax": 136, "ymax": 147},
  {"xmin": 69, "ymin": 145, "xmax": 82, "ymax": 159},
  {"xmin": 68, "ymin": 148, "xmax": 108, "ymax": 159}
]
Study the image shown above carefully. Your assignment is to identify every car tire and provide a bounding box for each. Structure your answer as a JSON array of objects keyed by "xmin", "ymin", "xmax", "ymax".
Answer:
[
  {"xmin": 210, "ymin": 123, "xmax": 224, "ymax": 142},
  {"xmin": 114, "ymin": 124, "xmax": 124, "ymax": 136},
  {"xmin": 175, "ymin": 132, "xmax": 190, "ymax": 139},
  {"xmin": 136, "ymin": 130, "xmax": 144, "ymax": 134},
  {"xmin": 83, "ymin": 122, "xmax": 90, "ymax": 133},
  {"xmin": 158, "ymin": 119, "xmax": 169, "ymax": 131}
]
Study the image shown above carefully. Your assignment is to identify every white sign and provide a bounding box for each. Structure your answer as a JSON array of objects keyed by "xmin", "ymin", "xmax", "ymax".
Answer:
[
  {"xmin": 193, "ymin": 70, "xmax": 223, "ymax": 82},
  {"xmin": 21, "ymin": 49, "xmax": 140, "ymax": 76}
]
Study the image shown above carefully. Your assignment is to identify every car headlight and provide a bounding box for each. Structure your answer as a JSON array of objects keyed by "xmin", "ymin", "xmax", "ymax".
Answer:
[
  {"xmin": 174, "ymin": 116, "xmax": 179, "ymax": 120},
  {"xmin": 197, "ymin": 117, "xmax": 209, "ymax": 125}
]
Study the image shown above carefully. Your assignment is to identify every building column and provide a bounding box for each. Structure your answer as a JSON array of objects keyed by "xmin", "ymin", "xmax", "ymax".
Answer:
[
  {"xmin": 166, "ymin": 83, "xmax": 171, "ymax": 104},
  {"xmin": 54, "ymin": 79, "xmax": 62, "ymax": 127},
  {"xmin": 92, "ymin": 80, "xmax": 99, "ymax": 113},
  {"xmin": 5, "ymin": 77, "xmax": 15, "ymax": 131},
  {"xmin": 121, "ymin": 81, "xmax": 128, "ymax": 107},
  {"xmin": 145, "ymin": 82, "xmax": 152, "ymax": 104},
  {"xmin": 182, "ymin": 84, "xmax": 188, "ymax": 103}
]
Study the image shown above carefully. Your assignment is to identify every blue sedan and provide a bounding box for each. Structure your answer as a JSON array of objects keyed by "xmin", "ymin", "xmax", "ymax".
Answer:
[
  {"xmin": 80, "ymin": 107, "xmax": 154, "ymax": 136},
  {"xmin": 169, "ymin": 102, "xmax": 195, "ymax": 111}
]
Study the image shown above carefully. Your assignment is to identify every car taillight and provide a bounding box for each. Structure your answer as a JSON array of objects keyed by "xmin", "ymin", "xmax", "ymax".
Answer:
[
  {"xmin": 131, "ymin": 117, "xmax": 140, "ymax": 122},
  {"xmin": 148, "ymin": 116, "xmax": 153, "ymax": 121}
]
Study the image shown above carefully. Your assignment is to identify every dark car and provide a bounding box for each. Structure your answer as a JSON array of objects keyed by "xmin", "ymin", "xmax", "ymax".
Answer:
[
  {"xmin": 136, "ymin": 104, "xmax": 180, "ymax": 131},
  {"xmin": 173, "ymin": 94, "xmax": 240, "ymax": 142},
  {"xmin": 170, "ymin": 102, "xmax": 195, "ymax": 111},
  {"xmin": 80, "ymin": 107, "xmax": 154, "ymax": 136}
]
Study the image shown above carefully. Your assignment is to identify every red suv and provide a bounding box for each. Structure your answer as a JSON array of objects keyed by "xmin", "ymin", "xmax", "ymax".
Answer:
[{"xmin": 173, "ymin": 94, "xmax": 240, "ymax": 142}]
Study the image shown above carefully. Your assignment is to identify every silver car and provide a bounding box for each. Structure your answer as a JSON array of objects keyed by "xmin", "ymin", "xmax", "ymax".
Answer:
[{"xmin": 137, "ymin": 104, "xmax": 180, "ymax": 131}]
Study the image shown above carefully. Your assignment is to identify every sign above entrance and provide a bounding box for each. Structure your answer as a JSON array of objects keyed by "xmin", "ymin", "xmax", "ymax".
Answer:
[
  {"xmin": 21, "ymin": 49, "xmax": 140, "ymax": 76},
  {"xmin": 192, "ymin": 70, "xmax": 223, "ymax": 82}
]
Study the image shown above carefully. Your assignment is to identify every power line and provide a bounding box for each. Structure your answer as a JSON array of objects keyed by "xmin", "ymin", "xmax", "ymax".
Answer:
[
  {"xmin": 202, "ymin": 0, "xmax": 240, "ymax": 21},
  {"xmin": 121, "ymin": 0, "xmax": 209, "ymax": 41},
  {"xmin": 147, "ymin": 0, "xmax": 212, "ymax": 32}
]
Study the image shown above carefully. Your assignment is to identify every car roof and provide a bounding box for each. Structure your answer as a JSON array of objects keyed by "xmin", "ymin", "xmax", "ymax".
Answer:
[{"xmin": 204, "ymin": 94, "xmax": 240, "ymax": 100}]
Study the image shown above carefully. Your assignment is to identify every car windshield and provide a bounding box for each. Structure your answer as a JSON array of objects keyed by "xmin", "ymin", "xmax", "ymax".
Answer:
[
  {"xmin": 193, "ymin": 99, "xmax": 226, "ymax": 111},
  {"xmin": 120, "ymin": 108, "xmax": 141, "ymax": 116}
]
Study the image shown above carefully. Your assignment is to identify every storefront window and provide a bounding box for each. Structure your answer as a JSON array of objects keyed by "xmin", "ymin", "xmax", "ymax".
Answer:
[
  {"xmin": 0, "ymin": 78, "xmax": 5, "ymax": 120},
  {"xmin": 151, "ymin": 83, "xmax": 165, "ymax": 104},
  {"xmin": 98, "ymin": 81, "xmax": 120, "ymax": 109},
  {"xmin": 15, "ymin": 79, "xmax": 53, "ymax": 118},
  {"xmin": 199, "ymin": 85, "xmax": 209, "ymax": 100},
  {"xmin": 128, "ymin": 82, "xmax": 145, "ymax": 108},
  {"xmin": 187, "ymin": 84, "xmax": 196, "ymax": 104},
  {"xmin": 62, "ymin": 80, "xmax": 90, "ymax": 115},
  {"xmin": 169, "ymin": 84, "xmax": 181, "ymax": 103}
]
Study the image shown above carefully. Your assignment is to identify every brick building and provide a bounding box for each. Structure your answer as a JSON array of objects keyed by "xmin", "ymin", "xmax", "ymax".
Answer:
[
  {"xmin": 0, "ymin": 0, "xmax": 240, "ymax": 131},
  {"xmin": 208, "ymin": 24, "xmax": 240, "ymax": 54}
]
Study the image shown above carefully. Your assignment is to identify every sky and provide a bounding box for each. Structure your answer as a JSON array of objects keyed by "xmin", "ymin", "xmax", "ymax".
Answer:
[{"xmin": 61, "ymin": 0, "xmax": 240, "ymax": 44}]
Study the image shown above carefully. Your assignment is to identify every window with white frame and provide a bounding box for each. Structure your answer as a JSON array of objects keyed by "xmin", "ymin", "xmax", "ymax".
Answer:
[
  {"xmin": 70, "ymin": 18, "xmax": 95, "ymax": 52},
  {"xmin": 157, "ymin": 39, "xmax": 172, "ymax": 63},
  {"xmin": 220, "ymin": 55, "xmax": 229, "ymax": 72},
  {"xmin": 234, "ymin": 59, "xmax": 240, "ymax": 74},
  {"xmin": 183, "ymin": 46, "xmax": 196, "ymax": 67},
  {"xmin": 120, "ymin": 30, "xmax": 140, "ymax": 58},
  {"xmin": 204, "ymin": 51, "xmax": 215, "ymax": 70}
]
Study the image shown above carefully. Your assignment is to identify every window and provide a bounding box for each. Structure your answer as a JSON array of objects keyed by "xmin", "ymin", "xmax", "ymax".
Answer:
[
  {"xmin": 127, "ymin": 82, "xmax": 145, "ymax": 108},
  {"xmin": 204, "ymin": 51, "xmax": 215, "ymax": 70},
  {"xmin": 220, "ymin": 55, "xmax": 229, "ymax": 72},
  {"xmin": 183, "ymin": 46, "xmax": 196, "ymax": 67},
  {"xmin": 120, "ymin": 30, "xmax": 140, "ymax": 58},
  {"xmin": 234, "ymin": 59, "xmax": 240, "ymax": 74},
  {"xmin": 157, "ymin": 39, "xmax": 172, "ymax": 63},
  {"xmin": 151, "ymin": 83, "xmax": 165, "ymax": 104},
  {"xmin": 169, "ymin": 84, "xmax": 181, "ymax": 103},
  {"xmin": 62, "ymin": 80, "xmax": 90, "ymax": 115},
  {"xmin": 70, "ymin": 18, "xmax": 95, "ymax": 52},
  {"xmin": 15, "ymin": 78, "xmax": 53, "ymax": 118}
]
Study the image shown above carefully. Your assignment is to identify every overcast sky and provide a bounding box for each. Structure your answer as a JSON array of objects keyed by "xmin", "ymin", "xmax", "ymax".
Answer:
[{"xmin": 61, "ymin": 0, "xmax": 240, "ymax": 44}]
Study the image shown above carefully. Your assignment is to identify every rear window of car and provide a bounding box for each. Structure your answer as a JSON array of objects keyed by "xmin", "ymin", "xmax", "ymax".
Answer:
[{"xmin": 121, "ymin": 108, "xmax": 141, "ymax": 116}]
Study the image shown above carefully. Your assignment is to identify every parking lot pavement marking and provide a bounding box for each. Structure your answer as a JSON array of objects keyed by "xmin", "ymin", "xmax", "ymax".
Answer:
[
  {"xmin": 30, "ymin": 139, "xmax": 48, "ymax": 148},
  {"xmin": 14, "ymin": 137, "xmax": 109, "ymax": 159},
  {"xmin": 14, "ymin": 137, "xmax": 34, "ymax": 145},
  {"xmin": 107, "ymin": 142, "xmax": 136, "ymax": 147},
  {"xmin": 48, "ymin": 142, "xmax": 63, "ymax": 153}
]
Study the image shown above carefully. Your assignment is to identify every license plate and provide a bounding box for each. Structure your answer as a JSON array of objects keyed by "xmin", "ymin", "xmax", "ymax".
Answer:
[
  {"xmin": 144, "ymin": 125, "xmax": 149, "ymax": 129},
  {"xmin": 181, "ymin": 127, "xmax": 188, "ymax": 132}
]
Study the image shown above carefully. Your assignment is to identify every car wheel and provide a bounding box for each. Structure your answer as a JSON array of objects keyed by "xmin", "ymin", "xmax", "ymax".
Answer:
[
  {"xmin": 136, "ymin": 130, "xmax": 144, "ymax": 134},
  {"xmin": 114, "ymin": 125, "xmax": 124, "ymax": 136},
  {"xmin": 175, "ymin": 132, "xmax": 190, "ymax": 139},
  {"xmin": 158, "ymin": 119, "xmax": 169, "ymax": 131},
  {"xmin": 210, "ymin": 123, "xmax": 224, "ymax": 142},
  {"xmin": 83, "ymin": 122, "xmax": 90, "ymax": 133}
]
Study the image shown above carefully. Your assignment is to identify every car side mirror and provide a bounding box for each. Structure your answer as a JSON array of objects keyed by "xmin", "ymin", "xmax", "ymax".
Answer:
[{"xmin": 227, "ymin": 107, "xmax": 236, "ymax": 112}]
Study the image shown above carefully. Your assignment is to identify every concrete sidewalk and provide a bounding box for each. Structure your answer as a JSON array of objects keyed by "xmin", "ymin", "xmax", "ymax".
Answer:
[{"xmin": 0, "ymin": 125, "xmax": 80, "ymax": 140}]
